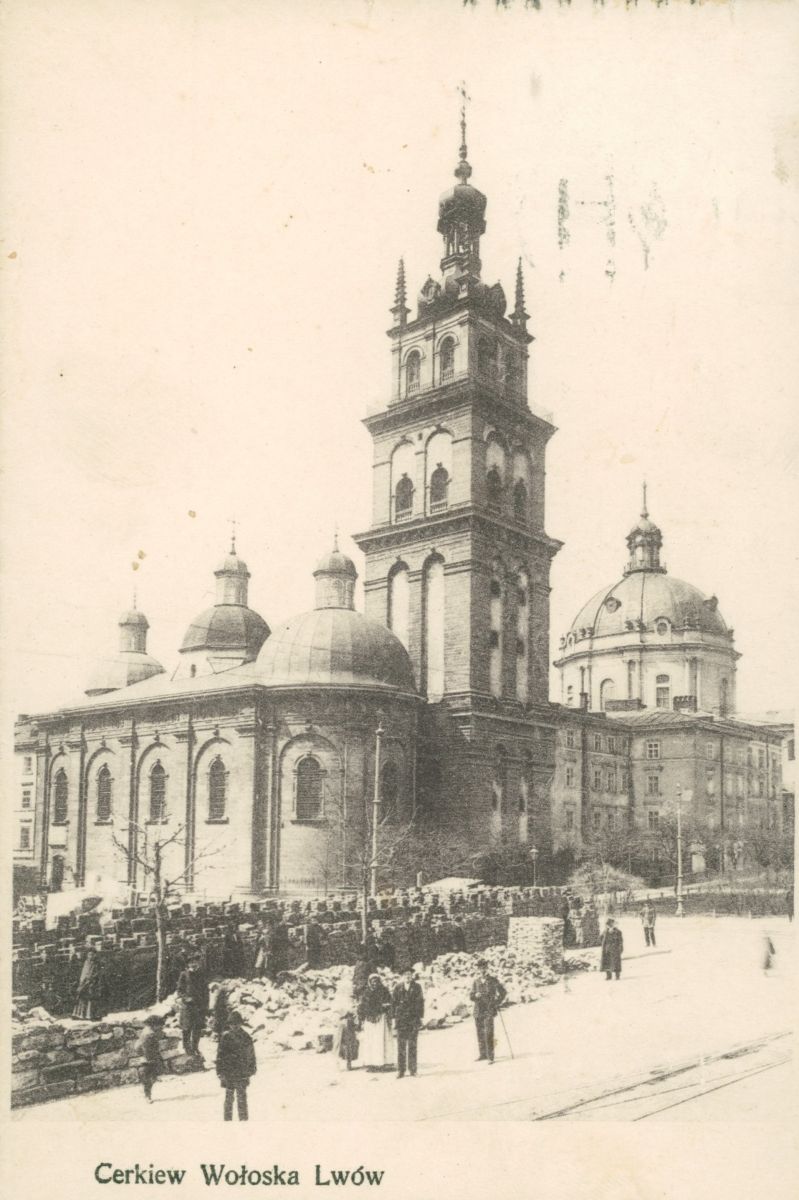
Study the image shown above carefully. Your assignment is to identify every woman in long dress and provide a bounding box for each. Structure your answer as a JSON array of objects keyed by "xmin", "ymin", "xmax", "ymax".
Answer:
[{"xmin": 357, "ymin": 975, "xmax": 394, "ymax": 1071}]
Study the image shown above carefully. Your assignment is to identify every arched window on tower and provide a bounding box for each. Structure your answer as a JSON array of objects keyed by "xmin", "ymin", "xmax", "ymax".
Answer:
[
  {"xmin": 405, "ymin": 350, "xmax": 421, "ymax": 396},
  {"xmin": 208, "ymin": 756, "xmax": 227, "ymax": 821},
  {"xmin": 486, "ymin": 467, "xmax": 503, "ymax": 511},
  {"xmin": 96, "ymin": 765, "xmax": 112, "ymax": 822},
  {"xmin": 394, "ymin": 474, "xmax": 414, "ymax": 521},
  {"xmin": 491, "ymin": 746, "xmax": 507, "ymax": 839},
  {"xmin": 478, "ymin": 338, "xmax": 496, "ymax": 380},
  {"xmin": 513, "ymin": 479, "xmax": 528, "ymax": 524},
  {"xmin": 380, "ymin": 762, "xmax": 399, "ymax": 824},
  {"xmin": 656, "ymin": 674, "xmax": 670, "ymax": 710},
  {"xmin": 490, "ymin": 578, "xmax": 503, "ymax": 700},
  {"xmin": 295, "ymin": 756, "xmax": 324, "ymax": 821},
  {"xmin": 387, "ymin": 562, "xmax": 410, "ymax": 650},
  {"xmin": 53, "ymin": 769, "xmax": 68, "ymax": 825},
  {"xmin": 149, "ymin": 762, "xmax": 167, "ymax": 823},
  {"xmin": 422, "ymin": 556, "xmax": 446, "ymax": 701},
  {"xmin": 516, "ymin": 572, "xmax": 529, "ymax": 705},
  {"xmin": 440, "ymin": 337, "xmax": 455, "ymax": 384},
  {"xmin": 429, "ymin": 464, "xmax": 449, "ymax": 513},
  {"xmin": 600, "ymin": 679, "xmax": 616, "ymax": 711}
]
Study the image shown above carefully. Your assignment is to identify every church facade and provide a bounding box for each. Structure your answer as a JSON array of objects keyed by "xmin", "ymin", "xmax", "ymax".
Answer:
[{"xmin": 13, "ymin": 120, "xmax": 792, "ymax": 899}]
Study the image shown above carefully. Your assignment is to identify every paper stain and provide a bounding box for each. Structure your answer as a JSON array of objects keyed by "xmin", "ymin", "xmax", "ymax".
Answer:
[
  {"xmin": 137, "ymin": 550, "xmax": 146, "ymax": 560},
  {"xmin": 188, "ymin": 510, "xmax": 197, "ymax": 518},
  {"xmin": 8, "ymin": 250, "xmax": 17, "ymax": 259}
]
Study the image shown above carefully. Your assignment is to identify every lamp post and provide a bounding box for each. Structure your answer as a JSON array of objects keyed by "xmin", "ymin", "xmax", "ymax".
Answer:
[
  {"xmin": 370, "ymin": 721, "xmax": 384, "ymax": 899},
  {"xmin": 675, "ymin": 783, "xmax": 685, "ymax": 918},
  {"xmin": 529, "ymin": 846, "xmax": 539, "ymax": 887}
]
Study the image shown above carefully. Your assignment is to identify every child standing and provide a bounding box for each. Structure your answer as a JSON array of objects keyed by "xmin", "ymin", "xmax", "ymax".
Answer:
[{"xmin": 138, "ymin": 1015, "xmax": 166, "ymax": 1103}]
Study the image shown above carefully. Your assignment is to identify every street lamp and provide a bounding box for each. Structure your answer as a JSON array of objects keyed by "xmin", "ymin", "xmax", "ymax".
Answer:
[
  {"xmin": 675, "ymin": 783, "xmax": 685, "ymax": 918},
  {"xmin": 529, "ymin": 845, "xmax": 539, "ymax": 887},
  {"xmin": 370, "ymin": 721, "xmax": 384, "ymax": 899}
]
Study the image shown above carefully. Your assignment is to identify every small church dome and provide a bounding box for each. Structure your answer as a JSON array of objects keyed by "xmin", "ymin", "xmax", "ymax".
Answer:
[{"xmin": 180, "ymin": 605, "xmax": 270, "ymax": 656}]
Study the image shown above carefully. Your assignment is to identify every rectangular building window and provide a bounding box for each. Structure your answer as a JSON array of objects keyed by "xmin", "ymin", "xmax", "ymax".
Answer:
[
  {"xmin": 621, "ymin": 771, "xmax": 629, "ymax": 793},
  {"xmin": 757, "ymin": 748, "xmax": 766, "ymax": 769},
  {"xmin": 647, "ymin": 774, "xmax": 660, "ymax": 796},
  {"xmin": 566, "ymin": 729, "xmax": 576, "ymax": 749},
  {"xmin": 21, "ymin": 788, "xmax": 32, "ymax": 810},
  {"xmin": 648, "ymin": 810, "xmax": 659, "ymax": 830},
  {"xmin": 607, "ymin": 736, "xmax": 616, "ymax": 753},
  {"xmin": 19, "ymin": 824, "xmax": 31, "ymax": 850},
  {"xmin": 23, "ymin": 755, "xmax": 33, "ymax": 774},
  {"xmin": 706, "ymin": 742, "xmax": 715, "ymax": 760},
  {"xmin": 593, "ymin": 769, "xmax": 602, "ymax": 791},
  {"xmin": 565, "ymin": 766, "xmax": 575, "ymax": 787},
  {"xmin": 565, "ymin": 810, "xmax": 575, "ymax": 830},
  {"xmin": 646, "ymin": 741, "xmax": 660, "ymax": 760},
  {"xmin": 606, "ymin": 771, "xmax": 616, "ymax": 793},
  {"xmin": 593, "ymin": 734, "xmax": 602, "ymax": 751},
  {"xmin": 592, "ymin": 809, "xmax": 601, "ymax": 830}
]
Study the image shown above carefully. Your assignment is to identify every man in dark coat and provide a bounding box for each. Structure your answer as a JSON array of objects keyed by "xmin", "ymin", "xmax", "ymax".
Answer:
[
  {"xmin": 305, "ymin": 919, "xmax": 326, "ymax": 970},
  {"xmin": 470, "ymin": 960, "xmax": 507, "ymax": 1064},
  {"xmin": 176, "ymin": 955, "xmax": 209, "ymax": 1056},
  {"xmin": 391, "ymin": 968, "xmax": 425, "ymax": 1079},
  {"xmin": 222, "ymin": 924, "xmax": 246, "ymax": 978},
  {"xmin": 600, "ymin": 918, "xmax": 624, "ymax": 980},
  {"xmin": 215, "ymin": 1011, "xmax": 257, "ymax": 1121},
  {"xmin": 266, "ymin": 918, "xmax": 290, "ymax": 980}
]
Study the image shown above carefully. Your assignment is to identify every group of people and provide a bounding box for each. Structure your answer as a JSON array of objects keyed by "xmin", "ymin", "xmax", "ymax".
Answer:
[{"xmin": 338, "ymin": 958, "xmax": 508, "ymax": 1077}]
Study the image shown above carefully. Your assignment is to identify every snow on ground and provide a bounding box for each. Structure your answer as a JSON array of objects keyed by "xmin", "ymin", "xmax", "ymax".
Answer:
[{"xmin": 13, "ymin": 915, "xmax": 795, "ymax": 1123}]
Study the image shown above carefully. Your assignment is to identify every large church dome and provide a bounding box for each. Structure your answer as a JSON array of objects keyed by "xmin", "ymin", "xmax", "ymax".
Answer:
[
  {"xmin": 256, "ymin": 543, "xmax": 416, "ymax": 693},
  {"xmin": 569, "ymin": 572, "xmax": 729, "ymax": 641}
]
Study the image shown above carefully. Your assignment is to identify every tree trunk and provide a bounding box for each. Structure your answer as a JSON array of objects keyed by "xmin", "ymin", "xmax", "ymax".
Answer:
[{"xmin": 155, "ymin": 898, "xmax": 168, "ymax": 1002}]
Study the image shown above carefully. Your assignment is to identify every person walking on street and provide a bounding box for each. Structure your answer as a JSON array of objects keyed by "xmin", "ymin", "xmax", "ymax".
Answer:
[
  {"xmin": 640, "ymin": 901, "xmax": 657, "ymax": 947},
  {"xmin": 600, "ymin": 918, "xmax": 624, "ymax": 981},
  {"xmin": 391, "ymin": 968, "xmax": 425, "ymax": 1079},
  {"xmin": 470, "ymin": 959, "xmax": 507, "ymax": 1064},
  {"xmin": 137, "ymin": 1015, "xmax": 166, "ymax": 1103},
  {"xmin": 216, "ymin": 1011, "xmax": 257, "ymax": 1121},
  {"xmin": 176, "ymin": 955, "xmax": 209, "ymax": 1059}
]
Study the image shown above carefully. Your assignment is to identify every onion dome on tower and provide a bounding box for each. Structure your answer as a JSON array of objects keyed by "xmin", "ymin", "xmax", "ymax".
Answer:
[
  {"xmin": 177, "ymin": 535, "xmax": 270, "ymax": 677},
  {"xmin": 256, "ymin": 540, "xmax": 416, "ymax": 692},
  {"xmin": 85, "ymin": 603, "xmax": 166, "ymax": 696}
]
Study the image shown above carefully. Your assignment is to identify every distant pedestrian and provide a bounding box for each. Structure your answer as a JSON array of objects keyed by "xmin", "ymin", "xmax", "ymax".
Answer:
[
  {"xmin": 305, "ymin": 919, "xmax": 326, "ymax": 970},
  {"xmin": 176, "ymin": 955, "xmax": 209, "ymax": 1059},
  {"xmin": 72, "ymin": 948, "xmax": 106, "ymax": 1020},
  {"xmin": 213, "ymin": 983, "xmax": 231, "ymax": 1038},
  {"xmin": 470, "ymin": 959, "xmax": 507, "ymax": 1064},
  {"xmin": 266, "ymin": 917, "xmax": 290, "ymax": 980},
  {"xmin": 640, "ymin": 901, "xmax": 657, "ymax": 947},
  {"xmin": 786, "ymin": 887, "xmax": 793, "ymax": 923},
  {"xmin": 391, "ymin": 969, "xmax": 425, "ymax": 1079},
  {"xmin": 761, "ymin": 933, "xmax": 776, "ymax": 975},
  {"xmin": 222, "ymin": 923, "xmax": 246, "ymax": 978},
  {"xmin": 215, "ymin": 1011, "xmax": 256, "ymax": 1121},
  {"xmin": 600, "ymin": 918, "xmax": 624, "ymax": 981},
  {"xmin": 137, "ymin": 1015, "xmax": 166, "ymax": 1103}
]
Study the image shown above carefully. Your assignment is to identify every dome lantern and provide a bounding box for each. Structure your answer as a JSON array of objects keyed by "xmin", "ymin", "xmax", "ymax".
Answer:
[
  {"xmin": 437, "ymin": 89, "xmax": 487, "ymax": 283},
  {"xmin": 624, "ymin": 482, "xmax": 665, "ymax": 575},
  {"xmin": 313, "ymin": 535, "xmax": 358, "ymax": 610}
]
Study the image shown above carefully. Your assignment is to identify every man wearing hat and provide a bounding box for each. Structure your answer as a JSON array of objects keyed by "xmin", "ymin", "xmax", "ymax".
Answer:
[
  {"xmin": 215, "ymin": 1011, "xmax": 257, "ymax": 1121},
  {"xmin": 391, "ymin": 968, "xmax": 425, "ymax": 1079},
  {"xmin": 176, "ymin": 954, "xmax": 210, "ymax": 1058},
  {"xmin": 470, "ymin": 960, "xmax": 507, "ymax": 1064},
  {"xmin": 600, "ymin": 917, "xmax": 624, "ymax": 981}
]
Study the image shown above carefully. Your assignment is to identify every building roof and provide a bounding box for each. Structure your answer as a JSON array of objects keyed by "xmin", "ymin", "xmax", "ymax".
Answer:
[
  {"xmin": 84, "ymin": 651, "xmax": 166, "ymax": 697},
  {"xmin": 605, "ymin": 708, "xmax": 785, "ymax": 739}
]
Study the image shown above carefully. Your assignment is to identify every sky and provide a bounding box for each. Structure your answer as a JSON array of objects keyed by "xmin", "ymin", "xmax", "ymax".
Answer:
[{"xmin": 1, "ymin": 0, "xmax": 797, "ymax": 761}]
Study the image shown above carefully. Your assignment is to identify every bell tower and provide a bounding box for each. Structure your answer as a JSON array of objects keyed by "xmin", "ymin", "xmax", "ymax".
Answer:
[{"xmin": 353, "ymin": 103, "xmax": 562, "ymax": 841}]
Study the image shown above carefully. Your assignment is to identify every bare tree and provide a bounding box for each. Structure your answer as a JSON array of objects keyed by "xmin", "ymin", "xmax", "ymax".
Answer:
[{"xmin": 112, "ymin": 820, "xmax": 224, "ymax": 1002}]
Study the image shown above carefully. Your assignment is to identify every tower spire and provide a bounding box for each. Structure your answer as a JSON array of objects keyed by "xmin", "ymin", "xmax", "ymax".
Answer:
[
  {"xmin": 456, "ymin": 82, "xmax": 472, "ymax": 184},
  {"xmin": 391, "ymin": 257, "xmax": 409, "ymax": 328},
  {"xmin": 229, "ymin": 517, "xmax": 237, "ymax": 555},
  {"xmin": 641, "ymin": 480, "xmax": 648, "ymax": 519}
]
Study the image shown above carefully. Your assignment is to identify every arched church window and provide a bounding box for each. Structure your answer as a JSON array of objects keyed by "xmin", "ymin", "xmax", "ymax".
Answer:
[
  {"xmin": 486, "ymin": 467, "xmax": 503, "ymax": 510},
  {"xmin": 422, "ymin": 556, "xmax": 446, "ymax": 700},
  {"xmin": 394, "ymin": 473, "xmax": 414, "ymax": 521},
  {"xmin": 429, "ymin": 464, "xmax": 449, "ymax": 513},
  {"xmin": 149, "ymin": 762, "xmax": 167, "ymax": 823},
  {"xmin": 380, "ymin": 762, "xmax": 399, "ymax": 824},
  {"xmin": 208, "ymin": 756, "xmax": 227, "ymax": 822},
  {"xmin": 440, "ymin": 337, "xmax": 455, "ymax": 383},
  {"xmin": 53, "ymin": 769, "xmax": 68, "ymax": 825},
  {"xmin": 96, "ymin": 765, "xmax": 112, "ymax": 822},
  {"xmin": 296, "ymin": 756, "xmax": 324, "ymax": 821},
  {"xmin": 405, "ymin": 350, "xmax": 421, "ymax": 396},
  {"xmin": 51, "ymin": 854, "xmax": 65, "ymax": 893},
  {"xmin": 655, "ymin": 674, "xmax": 670, "ymax": 710},
  {"xmin": 566, "ymin": 685, "xmax": 574, "ymax": 706},
  {"xmin": 600, "ymin": 679, "xmax": 616, "ymax": 710},
  {"xmin": 387, "ymin": 562, "xmax": 410, "ymax": 650},
  {"xmin": 491, "ymin": 746, "xmax": 507, "ymax": 817},
  {"xmin": 505, "ymin": 353, "xmax": 518, "ymax": 394},
  {"xmin": 513, "ymin": 479, "xmax": 528, "ymax": 524}
]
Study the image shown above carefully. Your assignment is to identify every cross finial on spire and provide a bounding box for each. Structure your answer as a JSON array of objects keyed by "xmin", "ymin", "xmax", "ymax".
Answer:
[
  {"xmin": 132, "ymin": 584, "xmax": 137, "ymax": 611},
  {"xmin": 455, "ymin": 82, "xmax": 472, "ymax": 183},
  {"xmin": 229, "ymin": 517, "xmax": 237, "ymax": 554},
  {"xmin": 333, "ymin": 522, "xmax": 339, "ymax": 552},
  {"xmin": 641, "ymin": 481, "xmax": 648, "ymax": 519}
]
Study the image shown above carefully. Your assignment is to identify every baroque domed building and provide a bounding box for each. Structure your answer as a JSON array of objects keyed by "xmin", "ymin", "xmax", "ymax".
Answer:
[{"xmin": 554, "ymin": 488, "xmax": 739, "ymax": 717}]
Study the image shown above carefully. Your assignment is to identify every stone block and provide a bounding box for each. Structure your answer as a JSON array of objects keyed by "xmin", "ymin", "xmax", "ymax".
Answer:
[
  {"xmin": 11, "ymin": 1079, "xmax": 76, "ymax": 1108},
  {"xmin": 65, "ymin": 1027, "xmax": 102, "ymax": 1048},
  {"xmin": 41, "ymin": 1060, "xmax": 92, "ymax": 1083},
  {"xmin": 11, "ymin": 1067, "xmax": 42, "ymax": 1091},
  {"xmin": 43, "ymin": 1047, "xmax": 76, "ymax": 1065},
  {"xmin": 92, "ymin": 1047, "xmax": 133, "ymax": 1071},
  {"xmin": 14, "ymin": 1047, "xmax": 44, "ymax": 1065}
]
